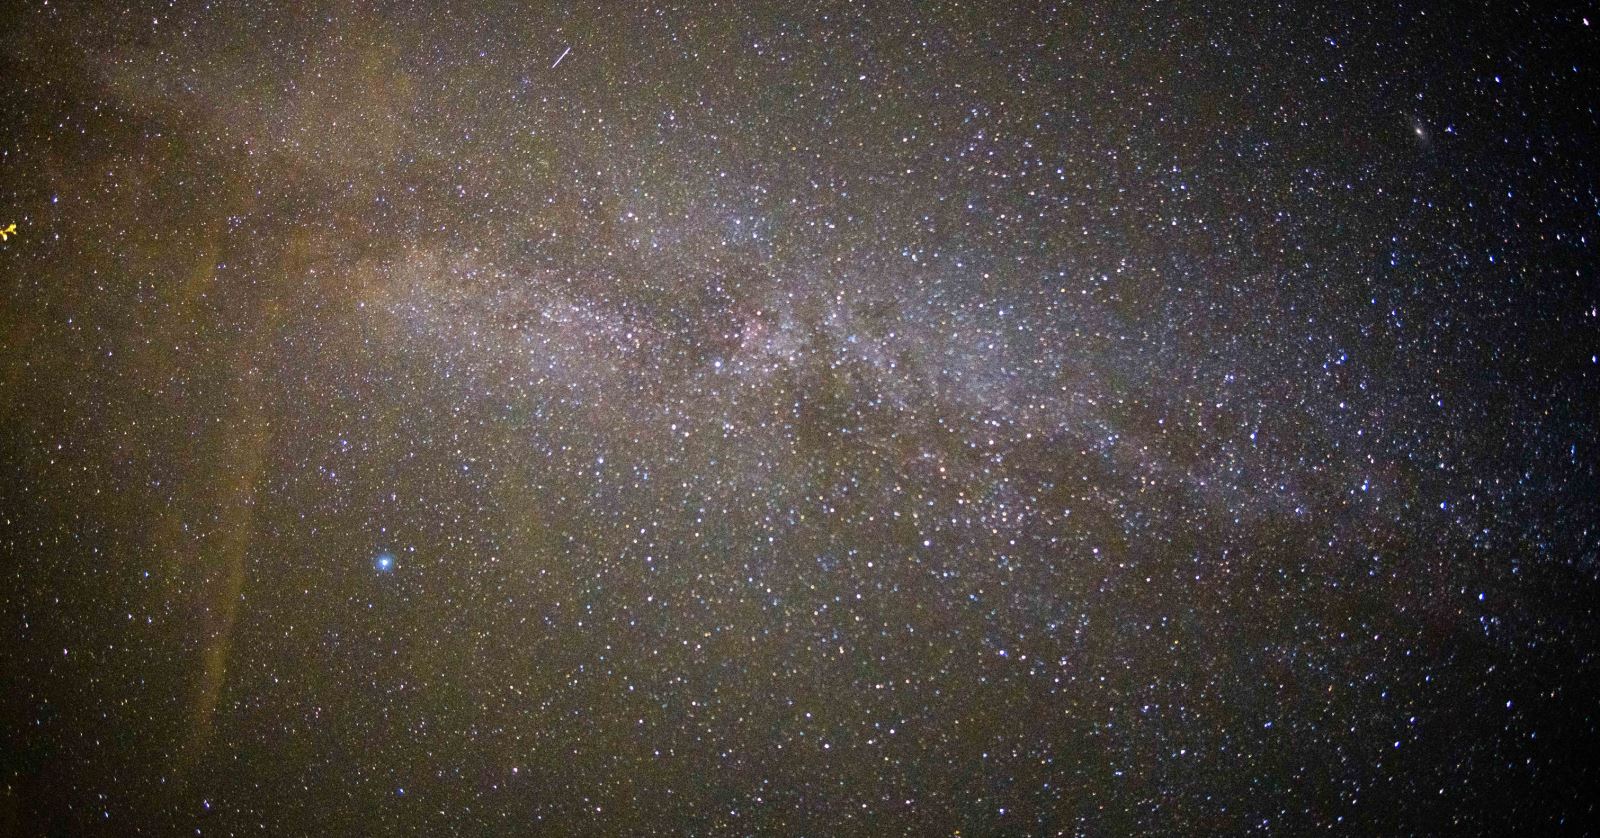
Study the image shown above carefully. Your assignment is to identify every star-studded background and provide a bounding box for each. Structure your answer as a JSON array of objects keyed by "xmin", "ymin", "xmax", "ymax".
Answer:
[{"xmin": 2, "ymin": 1, "xmax": 1598, "ymax": 834}]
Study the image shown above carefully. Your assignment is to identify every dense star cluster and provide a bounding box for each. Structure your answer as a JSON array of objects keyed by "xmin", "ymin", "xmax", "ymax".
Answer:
[{"xmin": 3, "ymin": 1, "xmax": 1599, "ymax": 833}]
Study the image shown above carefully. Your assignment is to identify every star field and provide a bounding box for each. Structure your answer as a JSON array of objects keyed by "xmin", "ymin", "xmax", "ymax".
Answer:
[{"xmin": 2, "ymin": 1, "xmax": 1599, "ymax": 834}]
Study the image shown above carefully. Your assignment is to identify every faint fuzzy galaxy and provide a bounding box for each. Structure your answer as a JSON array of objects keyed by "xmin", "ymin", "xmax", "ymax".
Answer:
[{"xmin": 2, "ymin": 1, "xmax": 1599, "ymax": 834}]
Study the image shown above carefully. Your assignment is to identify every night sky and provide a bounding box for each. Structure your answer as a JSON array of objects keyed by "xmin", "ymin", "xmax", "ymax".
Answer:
[{"xmin": 3, "ymin": 1, "xmax": 1599, "ymax": 834}]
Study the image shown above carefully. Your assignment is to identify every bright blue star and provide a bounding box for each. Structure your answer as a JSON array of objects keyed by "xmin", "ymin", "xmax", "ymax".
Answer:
[{"xmin": 374, "ymin": 551, "xmax": 397, "ymax": 573}]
